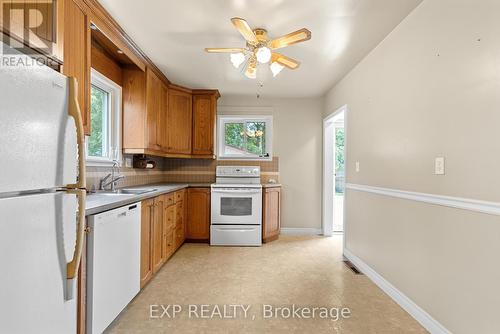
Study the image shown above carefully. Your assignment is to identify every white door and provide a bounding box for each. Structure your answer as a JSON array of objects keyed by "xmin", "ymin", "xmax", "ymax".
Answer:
[
  {"xmin": 323, "ymin": 107, "xmax": 346, "ymax": 235},
  {"xmin": 0, "ymin": 192, "xmax": 78, "ymax": 334},
  {"xmin": 333, "ymin": 126, "xmax": 345, "ymax": 232}
]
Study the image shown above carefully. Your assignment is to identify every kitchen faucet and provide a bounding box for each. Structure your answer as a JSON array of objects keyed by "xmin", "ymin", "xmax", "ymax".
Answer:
[{"xmin": 99, "ymin": 160, "xmax": 124, "ymax": 191}]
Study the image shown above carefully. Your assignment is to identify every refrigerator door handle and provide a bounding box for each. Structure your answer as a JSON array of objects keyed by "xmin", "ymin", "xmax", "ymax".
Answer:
[
  {"xmin": 64, "ymin": 77, "xmax": 87, "ymax": 300},
  {"xmin": 66, "ymin": 77, "xmax": 87, "ymax": 190},
  {"xmin": 65, "ymin": 188, "xmax": 86, "ymax": 300}
]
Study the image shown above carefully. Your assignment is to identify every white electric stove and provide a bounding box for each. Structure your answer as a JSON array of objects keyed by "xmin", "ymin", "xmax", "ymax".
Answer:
[{"xmin": 210, "ymin": 166, "xmax": 262, "ymax": 246}]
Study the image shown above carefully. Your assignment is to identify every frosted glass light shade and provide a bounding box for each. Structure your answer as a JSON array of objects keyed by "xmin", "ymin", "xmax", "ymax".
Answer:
[
  {"xmin": 255, "ymin": 47, "xmax": 271, "ymax": 64},
  {"xmin": 270, "ymin": 62, "xmax": 285, "ymax": 77},
  {"xmin": 230, "ymin": 53, "xmax": 245, "ymax": 68}
]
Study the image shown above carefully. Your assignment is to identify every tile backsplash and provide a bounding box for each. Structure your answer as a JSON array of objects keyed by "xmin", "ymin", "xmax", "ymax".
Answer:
[
  {"xmin": 86, "ymin": 156, "xmax": 166, "ymax": 190},
  {"xmin": 86, "ymin": 155, "xmax": 279, "ymax": 189},
  {"xmin": 162, "ymin": 157, "xmax": 279, "ymax": 184}
]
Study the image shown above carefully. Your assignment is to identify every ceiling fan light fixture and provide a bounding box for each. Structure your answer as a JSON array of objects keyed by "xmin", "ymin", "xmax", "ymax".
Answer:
[
  {"xmin": 270, "ymin": 62, "xmax": 285, "ymax": 77},
  {"xmin": 245, "ymin": 68, "xmax": 257, "ymax": 79},
  {"xmin": 205, "ymin": 18, "xmax": 310, "ymax": 79},
  {"xmin": 230, "ymin": 52, "xmax": 246, "ymax": 68},
  {"xmin": 255, "ymin": 46, "xmax": 271, "ymax": 64}
]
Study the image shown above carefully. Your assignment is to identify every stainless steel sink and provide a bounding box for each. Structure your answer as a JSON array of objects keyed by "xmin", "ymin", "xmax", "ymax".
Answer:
[
  {"xmin": 90, "ymin": 188, "xmax": 157, "ymax": 195},
  {"xmin": 118, "ymin": 188, "xmax": 158, "ymax": 195},
  {"xmin": 90, "ymin": 192, "xmax": 133, "ymax": 197}
]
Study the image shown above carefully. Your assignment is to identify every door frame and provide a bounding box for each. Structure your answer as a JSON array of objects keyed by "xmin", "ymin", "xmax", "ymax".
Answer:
[{"xmin": 322, "ymin": 105, "xmax": 348, "ymax": 236}]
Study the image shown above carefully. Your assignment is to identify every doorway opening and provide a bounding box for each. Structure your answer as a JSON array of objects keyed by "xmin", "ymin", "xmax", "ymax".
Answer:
[{"xmin": 323, "ymin": 106, "xmax": 346, "ymax": 236}]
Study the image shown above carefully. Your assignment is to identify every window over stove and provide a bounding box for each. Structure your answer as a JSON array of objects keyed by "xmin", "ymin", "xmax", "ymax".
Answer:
[{"xmin": 217, "ymin": 115, "xmax": 273, "ymax": 161}]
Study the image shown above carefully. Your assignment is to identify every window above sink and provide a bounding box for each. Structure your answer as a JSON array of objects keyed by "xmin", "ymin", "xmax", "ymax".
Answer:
[{"xmin": 86, "ymin": 69, "xmax": 122, "ymax": 167}]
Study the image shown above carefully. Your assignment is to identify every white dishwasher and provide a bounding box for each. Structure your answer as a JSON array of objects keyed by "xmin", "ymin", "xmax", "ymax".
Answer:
[{"xmin": 86, "ymin": 202, "xmax": 141, "ymax": 334}]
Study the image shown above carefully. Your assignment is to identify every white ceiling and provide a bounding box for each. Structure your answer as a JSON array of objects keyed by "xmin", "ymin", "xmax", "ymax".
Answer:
[{"xmin": 98, "ymin": 0, "xmax": 422, "ymax": 98}]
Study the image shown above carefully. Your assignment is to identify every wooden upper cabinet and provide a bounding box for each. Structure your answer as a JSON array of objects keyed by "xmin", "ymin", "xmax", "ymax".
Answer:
[
  {"xmin": 91, "ymin": 44, "xmax": 122, "ymax": 86},
  {"xmin": 123, "ymin": 67, "xmax": 146, "ymax": 150},
  {"xmin": 167, "ymin": 87, "xmax": 192, "ymax": 154},
  {"xmin": 263, "ymin": 186, "xmax": 281, "ymax": 243},
  {"xmin": 192, "ymin": 91, "xmax": 219, "ymax": 156},
  {"xmin": 122, "ymin": 67, "xmax": 166, "ymax": 153},
  {"xmin": 160, "ymin": 83, "xmax": 169, "ymax": 151},
  {"xmin": 146, "ymin": 68, "xmax": 162, "ymax": 151},
  {"xmin": 0, "ymin": 0, "xmax": 64, "ymax": 62},
  {"xmin": 63, "ymin": 0, "xmax": 91, "ymax": 135}
]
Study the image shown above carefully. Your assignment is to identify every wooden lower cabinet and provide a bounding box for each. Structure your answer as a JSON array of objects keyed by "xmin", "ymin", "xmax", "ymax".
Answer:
[
  {"xmin": 140, "ymin": 198, "xmax": 154, "ymax": 288},
  {"xmin": 140, "ymin": 190, "xmax": 186, "ymax": 288},
  {"xmin": 174, "ymin": 224, "xmax": 185, "ymax": 250},
  {"xmin": 174, "ymin": 195, "xmax": 186, "ymax": 248},
  {"xmin": 186, "ymin": 188, "xmax": 211, "ymax": 241},
  {"xmin": 152, "ymin": 196, "xmax": 165, "ymax": 273},
  {"xmin": 163, "ymin": 205, "xmax": 175, "ymax": 260},
  {"xmin": 262, "ymin": 186, "xmax": 281, "ymax": 243},
  {"xmin": 165, "ymin": 229, "xmax": 175, "ymax": 259}
]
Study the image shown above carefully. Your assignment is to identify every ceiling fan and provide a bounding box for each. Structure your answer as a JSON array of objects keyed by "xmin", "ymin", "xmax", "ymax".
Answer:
[{"xmin": 205, "ymin": 17, "xmax": 311, "ymax": 79}]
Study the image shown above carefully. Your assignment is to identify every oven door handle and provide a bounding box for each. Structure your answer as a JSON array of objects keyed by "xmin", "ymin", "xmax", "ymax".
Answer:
[{"xmin": 211, "ymin": 189, "xmax": 261, "ymax": 194}]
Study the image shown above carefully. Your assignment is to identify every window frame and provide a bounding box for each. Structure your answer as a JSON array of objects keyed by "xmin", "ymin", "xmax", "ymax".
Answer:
[
  {"xmin": 85, "ymin": 68, "xmax": 122, "ymax": 167},
  {"xmin": 217, "ymin": 115, "xmax": 273, "ymax": 161}
]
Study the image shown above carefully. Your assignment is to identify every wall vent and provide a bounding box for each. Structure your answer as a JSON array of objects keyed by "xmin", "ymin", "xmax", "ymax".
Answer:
[{"xmin": 344, "ymin": 260, "xmax": 363, "ymax": 275}]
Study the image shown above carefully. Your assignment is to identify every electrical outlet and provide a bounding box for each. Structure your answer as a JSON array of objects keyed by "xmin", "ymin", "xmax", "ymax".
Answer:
[
  {"xmin": 435, "ymin": 157, "xmax": 445, "ymax": 175},
  {"xmin": 125, "ymin": 157, "xmax": 133, "ymax": 168},
  {"xmin": 355, "ymin": 161, "xmax": 360, "ymax": 173}
]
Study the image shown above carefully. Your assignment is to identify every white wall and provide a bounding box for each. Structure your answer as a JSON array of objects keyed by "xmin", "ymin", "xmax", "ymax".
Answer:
[
  {"xmin": 218, "ymin": 95, "xmax": 324, "ymax": 230},
  {"xmin": 324, "ymin": 0, "xmax": 500, "ymax": 333}
]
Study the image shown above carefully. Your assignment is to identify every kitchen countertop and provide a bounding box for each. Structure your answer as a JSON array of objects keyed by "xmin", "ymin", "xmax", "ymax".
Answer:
[
  {"xmin": 86, "ymin": 182, "xmax": 280, "ymax": 216},
  {"xmin": 262, "ymin": 183, "xmax": 282, "ymax": 188},
  {"xmin": 85, "ymin": 183, "xmax": 207, "ymax": 216}
]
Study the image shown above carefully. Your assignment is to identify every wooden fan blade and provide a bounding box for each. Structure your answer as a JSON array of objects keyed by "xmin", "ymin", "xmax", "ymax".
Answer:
[
  {"xmin": 205, "ymin": 48, "xmax": 246, "ymax": 53},
  {"xmin": 231, "ymin": 17, "xmax": 258, "ymax": 44},
  {"xmin": 272, "ymin": 52, "xmax": 300, "ymax": 69},
  {"xmin": 245, "ymin": 58, "xmax": 257, "ymax": 79},
  {"xmin": 269, "ymin": 28, "xmax": 311, "ymax": 49}
]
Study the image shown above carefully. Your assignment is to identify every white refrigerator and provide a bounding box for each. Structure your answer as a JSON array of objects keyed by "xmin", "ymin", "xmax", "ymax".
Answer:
[{"xmin": 0, "ymin": 42, "xmax": 87, "ymax": 333}]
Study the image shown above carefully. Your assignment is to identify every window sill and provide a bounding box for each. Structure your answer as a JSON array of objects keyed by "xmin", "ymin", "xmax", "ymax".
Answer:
[
  {"xmin": 217, "ymin": 156, "xmax": 272, "ymax": 162},
  {"xmin": 86, "ymin": 159, "xmax": 122, "ymax": 167}
]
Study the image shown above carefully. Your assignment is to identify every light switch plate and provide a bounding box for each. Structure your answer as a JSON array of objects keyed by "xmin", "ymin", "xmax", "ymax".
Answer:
[
  {"xmin": 355, "ymin": 161, "xmax": 360, "ymax": 173},
  {"xmin": 435, "ymin": 157, "xmax": 445, "ymax": 175}
]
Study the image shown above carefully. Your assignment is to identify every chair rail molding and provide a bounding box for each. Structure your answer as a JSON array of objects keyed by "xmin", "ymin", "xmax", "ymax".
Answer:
[{"xmin": 346, "ymin": 183, "xmax": 500, "ymax": 216}]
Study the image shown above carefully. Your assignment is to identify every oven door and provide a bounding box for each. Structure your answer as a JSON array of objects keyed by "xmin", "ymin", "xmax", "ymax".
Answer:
[{"xmin": 211, "ymin": 187, "xmax": 262, "ymax": 225}]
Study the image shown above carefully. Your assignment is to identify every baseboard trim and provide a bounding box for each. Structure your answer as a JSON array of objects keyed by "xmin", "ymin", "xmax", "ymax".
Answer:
[
  {"xmin": 346, "ymin": 183, "xmax": 500, "ymax": 216},
  {"xmin": 343, "ymin": 248, "xmax": 451, "ymax": 334},
  {"xmin": 280, "ymin": 228, "xmax": 322, "ymax": 235}
]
